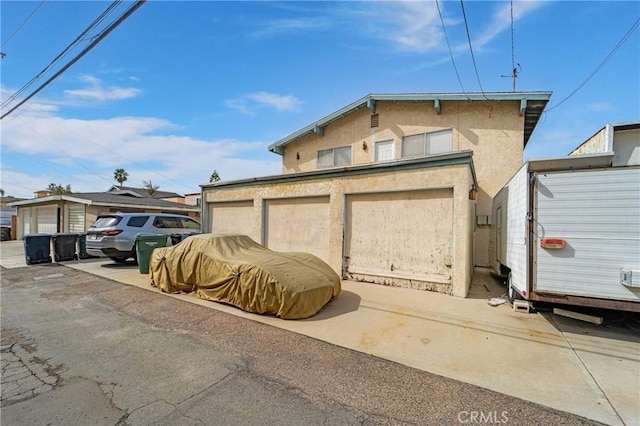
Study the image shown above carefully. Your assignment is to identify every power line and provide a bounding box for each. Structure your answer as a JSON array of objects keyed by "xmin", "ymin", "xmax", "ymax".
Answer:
[
  {"xmin": 1, "ymin": 0, "xmax": 47, "ymax": 50},
  {"xmin": 459, "ymin": 0, "xmax": 488, "ymax": 98},
  {"xmin": 17, "ymin": 116, "xmax": 116, "ymax": 187},
  {"xmin": 435, "ymin": 0, "xmax": 467, "ymax": 94},
  {"xmin": 0, "ymin": 0, "xmax": 146, "ymax": 119},
  {"xmin": 20, "ymin": 105, "xmax": 197, "ymax": 192},
  {"xmin": 1, "ymin": 1, "xmax": 123, "ymax": 110},
  {"xmin": 546, "ymin": 17, "xmax": 640, "ymax": 112}
]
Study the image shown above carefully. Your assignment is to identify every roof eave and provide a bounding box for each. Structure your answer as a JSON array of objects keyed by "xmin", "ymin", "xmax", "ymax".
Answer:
[{"xmin": 267, "ymin": 92, "xmax": 552, "ymax": 154}]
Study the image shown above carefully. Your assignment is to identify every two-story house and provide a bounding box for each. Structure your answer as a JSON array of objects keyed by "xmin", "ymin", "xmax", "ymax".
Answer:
[{"xmin": 201, "ymin": 92, "xmax": 551, "ymax": 297}]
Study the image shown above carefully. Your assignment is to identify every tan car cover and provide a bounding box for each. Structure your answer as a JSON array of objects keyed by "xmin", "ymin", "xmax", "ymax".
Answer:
[{"xmin": 149, "ymin": 234, "xmax": 341, "ymax": 319}]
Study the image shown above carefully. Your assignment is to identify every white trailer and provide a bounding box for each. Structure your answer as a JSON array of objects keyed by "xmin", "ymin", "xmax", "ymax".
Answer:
[{"xmin": 491, "ymin": 153, "xmax": 640, "ymax": 312}]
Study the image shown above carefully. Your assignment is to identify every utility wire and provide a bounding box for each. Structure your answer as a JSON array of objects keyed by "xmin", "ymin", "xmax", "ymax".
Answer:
[
  {"xmin": 459, "ymin": 0, "xmax": 488, "ymax": 98},
  {"xmin": 435, "ymin": 0, "xmax": 467, "ymax": 94},
  {"xmin": 546, "ymin": 17, "xmax": 640, "ymax": 112},
  {"xmin": 22, "ymin": 105, "xmax": 197, "ymax": 192},
  {"xmin": 1, "ymin": 0, "xmax": 123, "ymax": 110},
  {"xmin": 17, "ymin": 116, "xmax": 116, "ymax": 187},
  {"xmin": 1, "ymin": 0, "xmax": 47, "ymax": 49},
  {"xmin": 0, "ymin": 0, "xmax": 145, "ymax": 119}
]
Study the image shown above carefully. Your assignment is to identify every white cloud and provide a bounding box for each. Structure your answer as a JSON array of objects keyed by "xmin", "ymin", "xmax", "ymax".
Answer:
[
  {"xmin": 246, "ymin": 92, "xmax": 301, "ymax": 111},
  {"xmin": 474, "ymin": 1, "xmax": 546, "ymax": 50},
  {"xmin": 226, "ymin": 92, "xmax": 302, "ymax": 115},
  {"xmin": 63, "ymin": 74, "xmax": 141, "ymax": 101},
  {"xmin": 587, "ymin": 102, "xmax": 613, "ymax": 112},
  {"xmin": 251, "ymin": 17, "xmax": 331, "ymax": 37},
  {"xmin": 0, "ymin": 107, "xmax": 282, "ymax": 199}
]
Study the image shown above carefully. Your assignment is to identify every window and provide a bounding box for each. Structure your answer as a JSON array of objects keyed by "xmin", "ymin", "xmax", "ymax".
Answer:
[
  {"xmin": 375, "ymin": 140, "xmax": 394, "ymax": 162},
  {"xmin": 153, "ymin": 216, "xmax": 181, "ymax": 229},
  {"xmin": 317, "ymin": 146, "xmax": 352, "ymax": 168},
  {"xmin": 127, "ymin": 216, "xmax": 149, "ymax": 227},
  {"xmin": 401, "ymin": 129, "xmax": 453, "ymax": 158},
  {"xmin": 180, "ymin": 217, "xmax": 201, "ymax": 230}
]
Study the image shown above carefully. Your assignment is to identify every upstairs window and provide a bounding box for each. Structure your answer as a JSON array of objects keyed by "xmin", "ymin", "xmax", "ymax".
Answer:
[
  {"xmin": 374, "ymin": 140, "xmax": 395, "ymax": 162},
  {"xmin": 317, "ymin": 146, "xmax": 352, "ymax": 168},
  {"xmin": 401, "ymin": 129, "xmax": 453, "ymax": 158}
]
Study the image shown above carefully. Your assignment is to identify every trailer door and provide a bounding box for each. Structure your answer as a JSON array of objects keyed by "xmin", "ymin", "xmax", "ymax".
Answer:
[{"xmin": 534, "ymin": 168, "xmax": 640, "ymax": 302}]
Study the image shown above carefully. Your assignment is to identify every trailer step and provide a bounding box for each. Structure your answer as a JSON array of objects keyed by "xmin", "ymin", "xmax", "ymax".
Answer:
[{"xmin": 513, "ymin": 300, "xmax": 531, "ymax": 313}]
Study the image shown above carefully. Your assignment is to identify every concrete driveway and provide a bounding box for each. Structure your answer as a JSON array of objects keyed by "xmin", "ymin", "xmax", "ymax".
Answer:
[{"xmin": 1, "ymin": 240, "xmax": 639, "ymax": 425}]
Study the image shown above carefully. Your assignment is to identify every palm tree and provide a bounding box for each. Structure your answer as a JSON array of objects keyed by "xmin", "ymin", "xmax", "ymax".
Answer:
[
  {"xmin": 114, "ymin": 168, "xmax": 129, "ymax": 188},
  {"xmin": 142, "ymin": 180, "xmax": 159, "ymax": 197},
  {"xmin": 47, "ymin": 183, "xmax": 72, "ymax": 194}
]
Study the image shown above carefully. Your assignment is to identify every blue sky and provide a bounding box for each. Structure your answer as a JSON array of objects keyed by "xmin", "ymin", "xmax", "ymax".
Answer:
[{"xmin": 1, "ymin": 1, "xmax": 639, "ymax": 199}]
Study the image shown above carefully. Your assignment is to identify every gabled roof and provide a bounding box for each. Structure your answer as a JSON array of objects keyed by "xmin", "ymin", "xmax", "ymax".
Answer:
[
  {"xmin": 106, "ymin": 185, "xmax": 183, "ymax": 199},
  {"xmin": 8, "ymin": 192, "xmax": 199, "ymax": 212},
  {"xmin": 268, "ymin": 92, "xmax": 552, "ymax": 154}
]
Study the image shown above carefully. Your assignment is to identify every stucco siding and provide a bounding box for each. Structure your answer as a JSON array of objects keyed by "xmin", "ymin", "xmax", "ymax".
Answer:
[
  {"xmin": 264, "ymin": 196, "xmax": 330, "ymax": 262},
  {"xmin": 204, "ymin": 162, "xmax": 474, "ymax": 296},
  {"xmin": 571, "ymin": 127, "xmax": 607, "ymax": 155},
  {"xmin": 281, "ymin": 100, "xmax": 523, "ymax": 267}
]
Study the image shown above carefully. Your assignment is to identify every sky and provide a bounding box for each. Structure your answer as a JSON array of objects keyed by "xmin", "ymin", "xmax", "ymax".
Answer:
[{"xmin": 1, "ymin": 0, "xmax": 639, "ymax": 199}]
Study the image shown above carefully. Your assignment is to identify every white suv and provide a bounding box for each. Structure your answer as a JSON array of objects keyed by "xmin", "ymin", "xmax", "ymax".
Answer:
[{"xmin": 86, "ymin": 212, "xmax": 200, "ymax": 262}]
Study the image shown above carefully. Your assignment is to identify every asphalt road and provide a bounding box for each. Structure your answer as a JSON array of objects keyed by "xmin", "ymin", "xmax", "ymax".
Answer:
[{"xmin": 1, "ymin": 264, "xmax": 598, "ymax": 425}]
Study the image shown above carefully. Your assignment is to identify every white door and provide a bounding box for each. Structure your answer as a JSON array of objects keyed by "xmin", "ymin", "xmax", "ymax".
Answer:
[
  {"xmin": 36, "ymin": 206, "xmax": 58, "ymax": 234},
  {"xmin": 22, "ymin": 208, "xmax": 31, "ymax": 236},
  {"xmin": 66, "ymin": 204, "xmax": 86, "ymax": 233},
  {"xmin": 375, "ymin": 140, "xmax": 394, "ymax": 162}
]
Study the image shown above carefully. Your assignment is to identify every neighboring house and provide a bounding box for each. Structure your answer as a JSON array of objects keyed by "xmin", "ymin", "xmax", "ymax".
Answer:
[
  {"xmin": 1, "ymin": 197, "xmax": 24, "ymax": 240},
  {"xmin": 9, "ymin": 192, "xmax": 199, "ymax": 239},
  {"xmin": 106, "ymin": 185, "xmax": 185, "ymax": 202},
  {"xmin": 201, "ymin": 92, "xmax": 551, "ymax": 297},
  {"xmin": 184, "ymin": 192, "xmax": 202, "ymax": 207},
  {"xmin": 569, "ymin": 121, "xmax": 640, "ymax": 166}
]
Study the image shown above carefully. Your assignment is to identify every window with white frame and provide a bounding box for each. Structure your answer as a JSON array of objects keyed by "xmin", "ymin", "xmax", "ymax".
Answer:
[
  {"xmin": 374, "ymin": 139, "xmax": 395, "ymax": 162},
  {"xmin": 317, "ymin": 146, "xmax": 352, "ymax": 168},
  {"xmin": 401, "ymin": 129, "xmax": 453, "ymax": 158}
]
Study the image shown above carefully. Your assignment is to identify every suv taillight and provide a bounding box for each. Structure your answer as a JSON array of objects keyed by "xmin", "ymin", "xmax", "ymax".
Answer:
[{"xmin": 102, "ymin": 229, "xmax": 123, "ymax": 236}]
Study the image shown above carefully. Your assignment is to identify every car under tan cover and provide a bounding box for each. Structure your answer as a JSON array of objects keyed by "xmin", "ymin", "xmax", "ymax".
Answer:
[{"xmin": 149, "ymin": 234, "xmax": 341, "ymax": 319}]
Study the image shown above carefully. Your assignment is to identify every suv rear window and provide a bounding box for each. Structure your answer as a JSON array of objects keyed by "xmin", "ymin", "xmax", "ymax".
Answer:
[
  {"xmin": 127, "ymin": 216, "xmax": 149, "ymax": 227},
  {"xmin": 92, "ymin": 216, "xmax": 121, "ymax": 228}
]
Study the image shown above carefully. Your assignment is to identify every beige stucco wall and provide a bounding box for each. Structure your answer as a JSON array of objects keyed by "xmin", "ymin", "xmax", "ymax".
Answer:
[
  {"xmin": 280, "ymin": 100, "xmax": 523, "ymax": 267},
  {"xmin": 613, "ymin": 128, "xmax": 640, "ymax": 166},
  {"xmin": 204, "ymin": 162, "xmax": 475, "ymax": 297},
  {"xmin": 571, "ymin": 127, "xmax": 607, "ymax": 156}
]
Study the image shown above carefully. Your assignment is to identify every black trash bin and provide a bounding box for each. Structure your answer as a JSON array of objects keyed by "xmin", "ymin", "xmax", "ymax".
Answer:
[
  {"xmin": 23, "ymin": 234, "xmax": 52, "ymax": 265},
  {"xmin": 52, "ymin": 233, "xmax": 78, "ymax": 262},
  {"xmin": 76, "ymin": 233, "xmax": 94, "ymax": 259}
]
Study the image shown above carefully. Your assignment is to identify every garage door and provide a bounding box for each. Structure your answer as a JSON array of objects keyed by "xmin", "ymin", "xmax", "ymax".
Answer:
[
  {"xmin": 345, "ymin": 189, "xmax": 453, "ymax": 286},
  {"xmin": 66, "ymin": 204, "xmax": 85, "ymax": 233},
  {"xmin": 209, "ymin": 200, "xmax": 256, "ymax": 240},
  {"xmin": 36, "ymin": 206, "xmax": 58, "ymax": 234},
  {"xmin": 264, "ymin": 196, "xmax": 330, "ymax": 263}
]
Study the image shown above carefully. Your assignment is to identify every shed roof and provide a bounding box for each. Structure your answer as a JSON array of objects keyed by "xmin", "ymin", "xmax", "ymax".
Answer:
[
  {"xmin": 8, "ymin": 192, "xmax": 199, "ymax": 212},
  {"xmin": 268, "ymin": 92, "xmax": 552, "ymax": 154},
  {"xmin": 106, "ymin": 185, "xmax": 184, "ymax": 199}
]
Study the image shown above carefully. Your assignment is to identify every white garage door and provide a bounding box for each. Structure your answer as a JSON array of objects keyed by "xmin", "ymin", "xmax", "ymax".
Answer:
[
  {"xmin": 345, "ymin": 189, "xmax": 453, "ymax": 286},
  {"xmin": 209, "ymin": 200, "xmax": 256, "ymax": 240},
  {"xmin": 36, "ymin": 206, "xmax": 58, "ymax": 234},
  {"xmin": 264, "ymin": 196, "xmax": 330, "ymax": 263},
  {"xmin": 66, "ymin": 204, "xmax": 86, "ymax": 233},
  {"xmin": 21, "ymin": 208, "xmax": 31, "ymax": 236}
]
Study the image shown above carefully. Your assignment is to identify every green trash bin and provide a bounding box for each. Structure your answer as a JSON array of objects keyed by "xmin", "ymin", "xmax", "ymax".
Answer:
[{"xmin": 135, "ymin": 233, "xmax": 168, "ymax": 274}]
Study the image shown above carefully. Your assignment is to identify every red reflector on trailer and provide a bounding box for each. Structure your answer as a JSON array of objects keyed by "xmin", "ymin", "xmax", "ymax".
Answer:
[{"xmin": 541, "ymin": 238, "xmax": 566, "ymax": 249}]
